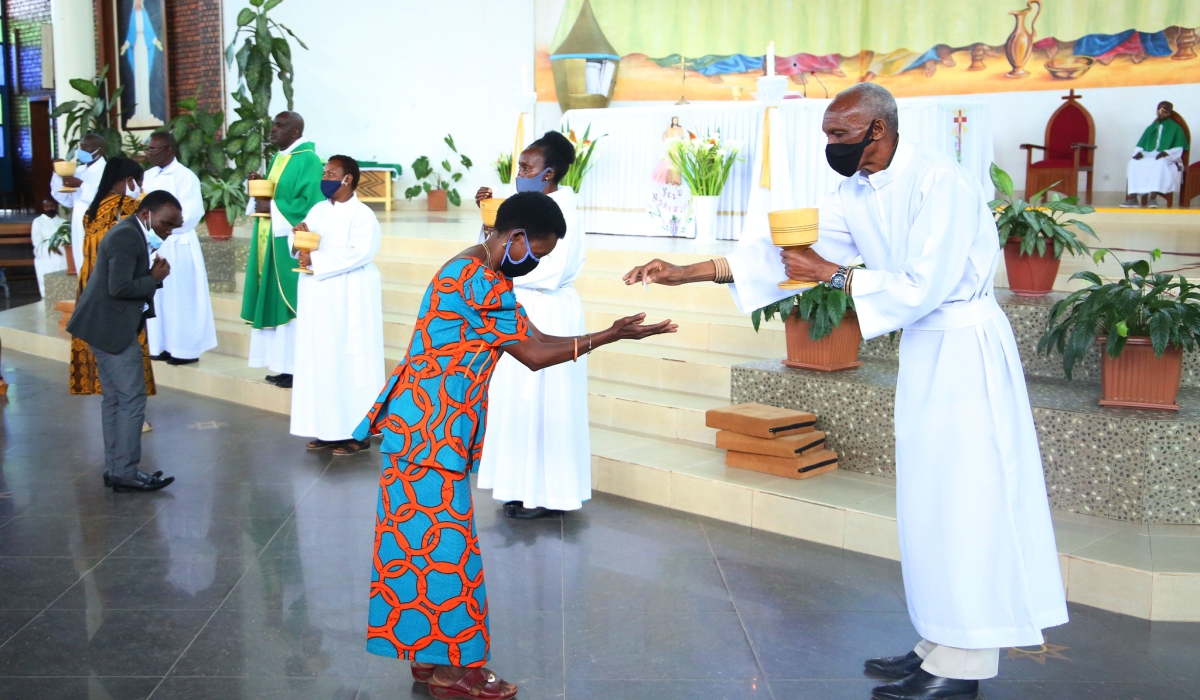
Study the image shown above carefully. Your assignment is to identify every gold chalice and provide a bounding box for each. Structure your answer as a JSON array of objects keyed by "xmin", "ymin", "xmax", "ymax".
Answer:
[
  {"xmin": 54, "ymin": 161, "xmax": 78, "ymax": 193},
  {"xmin": 770, "ymin": 208, "xmax": 820, "ymax": 291},
  {"xmin": 480, "ymin": 197, "xmax": 506, "ymax": 229},
  {"xmin": 248, "ymin": 179, "xmax": 275, "ymax": 218},
  {"xmin": 292, "ymin": 231, "xmax": 321, "ymax": 274}
]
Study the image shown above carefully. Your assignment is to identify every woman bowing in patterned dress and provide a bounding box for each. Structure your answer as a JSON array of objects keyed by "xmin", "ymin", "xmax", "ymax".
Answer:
[{"xmin": 353, "ymin": 192, "xmax": 676, "ymax": 699}]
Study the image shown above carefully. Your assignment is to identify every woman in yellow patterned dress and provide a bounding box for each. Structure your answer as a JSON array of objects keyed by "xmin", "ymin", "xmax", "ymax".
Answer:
[{"xmin": 69, "ymin": 157, "xmax": 157, "ymax": 398}]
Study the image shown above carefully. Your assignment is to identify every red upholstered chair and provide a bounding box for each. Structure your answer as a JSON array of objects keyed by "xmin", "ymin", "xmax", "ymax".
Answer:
[
  {"xmin": 1021, "ymin": 90, "xmax": 1096, "ymax": 204},
  {"xmin": 1171, "ymin": 113, "xmax": 1198, "ymax": 207}
]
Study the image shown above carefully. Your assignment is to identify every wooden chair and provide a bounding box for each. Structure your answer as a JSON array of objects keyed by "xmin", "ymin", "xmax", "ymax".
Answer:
[
  {"xmin": 0, "ymin": 222, "xmax": 34, "ymax": 299},
  {"xmin": 1021, "ymin": 89, "xmax": 1096, "ymax": 204},
  {"xmin": 1158, "ymin": 112, "xmax": 1191, "ymax": 208},
  {"xmin": 1177, "ymin": 113, "xmax": 1200, "ymax": 208}
]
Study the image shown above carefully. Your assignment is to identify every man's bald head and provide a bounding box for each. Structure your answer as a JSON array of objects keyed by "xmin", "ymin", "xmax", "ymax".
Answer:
[
  {"xmin": 269, "ymin": 111, "xmax": 305, "ymax": 149},
  {"xmin": 80, "ymin": 133, "xmax": 106, "ymax": 156},
  {"xmin": 829, "ymin": 83, "xmax": 899, "ymax": 136}
]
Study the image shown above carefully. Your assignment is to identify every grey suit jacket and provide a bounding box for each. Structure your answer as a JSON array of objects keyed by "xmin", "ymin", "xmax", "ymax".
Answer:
[{"xmin": 67, "ymin": 216, "xmax": 160, "ymax": 354}]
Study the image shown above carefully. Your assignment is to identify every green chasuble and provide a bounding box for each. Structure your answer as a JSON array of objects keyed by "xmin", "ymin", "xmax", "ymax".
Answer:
[
  {"xmin": 240, "ymin": 142, "xmax": 325, "ymax": 330},
  {"xmin": 1136, "ymin": 119, "xmax": 1189, "ymax": 153}
]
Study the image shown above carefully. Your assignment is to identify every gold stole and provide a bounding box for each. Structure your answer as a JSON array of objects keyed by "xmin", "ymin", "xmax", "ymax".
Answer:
[{"xmin": 256, "ymin": 152, "xmax": 294, "ymax": 273}]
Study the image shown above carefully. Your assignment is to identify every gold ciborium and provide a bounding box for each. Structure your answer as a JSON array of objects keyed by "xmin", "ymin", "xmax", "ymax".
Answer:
[
  {"xmin": 54, "ymin": 161, "xmax": 78, "ymax": 193},
  {"xmin": 480, "ymin": 197, "xmax": 506, "ymax": 229},
  {"xmin": 292, "ymin": 231, "xmax": 321, "ymax": 275},
  {"xmin": 770, "ymin": 208, "xmax": 820, "ymax": 291},
  {"xmin": 248, "ymin": 179, "xmax": 275, "ymax": 218}
]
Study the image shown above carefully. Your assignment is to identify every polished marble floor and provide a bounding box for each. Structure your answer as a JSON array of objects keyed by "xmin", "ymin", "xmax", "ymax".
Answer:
[{"xmin": 1, "ymin": 349, "xmax": 1198, "ymax": 700}]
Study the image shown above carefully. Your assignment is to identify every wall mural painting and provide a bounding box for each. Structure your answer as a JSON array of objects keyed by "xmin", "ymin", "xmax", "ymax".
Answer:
[
  {"xmin": 114, "ymin": 0, "xmax": 169, "ymax": 130},
  {"xmin": 534, "ymin": 0, "xmax": 1200, "ymax": 104}
]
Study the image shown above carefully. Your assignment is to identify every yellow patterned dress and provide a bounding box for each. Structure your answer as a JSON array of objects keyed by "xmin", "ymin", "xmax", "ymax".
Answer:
[{"xmin": 69, "ymin": 193, "xmax": 157, "ymax": 396}]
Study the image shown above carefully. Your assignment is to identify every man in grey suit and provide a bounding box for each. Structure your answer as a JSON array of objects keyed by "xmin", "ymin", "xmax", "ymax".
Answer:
[{"xmin": 68, "ymin": 191, "xmax": 183, "ymax": 492}]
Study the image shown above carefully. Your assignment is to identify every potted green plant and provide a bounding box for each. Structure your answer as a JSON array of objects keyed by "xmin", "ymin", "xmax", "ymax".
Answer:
[
  {"xmin": 50, "ymin": 65, "xmax": 124, "ymax": 156},
  {"xmin": 990, "ymin": 163, "xmax": 1096, "ymax": 297},
  {"xmin": 668, "ymin": 131, "xmax": 741, "ymax": 243},
  {"xmin": 405, "ymin": 135, "xmax": 472, "ymax": 210},
  {"xmin": 47, "ymin": 218, "xmax": 75, "ymax": 276},
  {"xmin": 559, "ymin": 123, "xmax": 605, "ymax": 193},
  {"xmin": 200, "ymin": 174, "xmax": 249, "ymax": 240},
  {"xmin": 752, "ymin": 283, "xmax": 863, "ymax": 371},
  {"xmin": 494, "ymin": 153, "xmax": 513, "ymax": 186},
  {"xmin": 1038, "ymin": 249, "xmax": 1200, "ymax": 410}
]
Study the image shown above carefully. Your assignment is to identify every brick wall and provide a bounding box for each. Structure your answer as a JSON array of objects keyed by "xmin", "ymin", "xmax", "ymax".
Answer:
[{"xmin": 5, "ymin": 0, "xmax": 54, "ymax": 191}]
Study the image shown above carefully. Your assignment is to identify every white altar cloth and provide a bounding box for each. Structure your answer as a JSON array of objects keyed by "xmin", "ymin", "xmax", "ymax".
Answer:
[{"xmin": 560, "ymin": 98, "xmax": 993, "ymax": 240}]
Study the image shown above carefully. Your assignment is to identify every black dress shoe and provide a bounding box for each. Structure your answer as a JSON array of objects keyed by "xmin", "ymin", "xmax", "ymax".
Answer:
[
  {"xmin": 274, "ymin": 374, "xmax": 293, "ymax": 389},
  {"xmin": 865, "ymin": 651, "xmax": 924, "ymax": 680},
  {"xmin": 151, "ymin": 352, "xmax": 172, "ymax": 362},
  {"xmin": 103, "ymin": 469, "xmax": 162, "ymax": 487},
  {"xmin": 111, "ymin": 471, "xmax": 175, "ymax": 493},
  {"xmin": 507, "ymin": 506, "xmax": 561, "ymax": 519},
  {"xmin": 265, "ymin": 373, "xmax": 283, "ymax": 384},
  {"xmin": 872, "ymin": 669, "xmax": 979, "ymax": 700},
  {"xmin": 166, "ymin": 357, "xmax": 199, "ymax": 365}
]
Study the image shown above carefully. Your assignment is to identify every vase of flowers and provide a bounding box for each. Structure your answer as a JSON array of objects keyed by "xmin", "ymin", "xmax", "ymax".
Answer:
[
  {"xmin": 1039, "ymin": 249, "xmax": 1200, "ymax": 410},
  {"xmin": 990, "ymin": 163, "xmax": 1095, "ymax": 296},
  {"xmin": 752, "ymin": 282, "xmax": 862, "ymax": 372},
  {"xmin": 494, "ymin": 153, "xmax": 513, "ymax": 186},
  {"xmin": 669, "ymin": 133, "xmax": 741, "ymax": 244},
  {"xmin": 559, "ymin": 123, "xmax": 604, "ymax": 193}
]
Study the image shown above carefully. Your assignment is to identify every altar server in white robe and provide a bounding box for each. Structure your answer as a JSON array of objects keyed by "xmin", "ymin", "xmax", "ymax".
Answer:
[
  {"xmin": 475, "ymin": 131, "xmax": 591, "ymax": 519},
  {"xmin": 50, "ymin": 133, "xmax": 107, "ymax": 272},
  {"xmin": 31, "ymin": 198, "xmax": 67, "ymax": 297},
  {"xmin": 141, "ymin": 131, "xmax": 217, "ymax": 364},
  {"xmin": 1121, "ymin": 101, "xmax": 1189, "ymax": 209},
  {"xmin": 624, "ymin": 84, "xmax": 1066, "ymax": 700},
  {"xmin": 289, "ymin": 155, "xmax": 384, "ymax": 456}
]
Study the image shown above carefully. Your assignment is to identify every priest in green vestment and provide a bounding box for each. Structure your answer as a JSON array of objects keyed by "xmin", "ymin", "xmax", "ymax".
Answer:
[
  {"xmin": 1122, "ymin": 101, "xmax": 1189, "ymax": 208},
  {"xmin": 241, "ymin": 111, "xmax": 325, "ymax": 387}
]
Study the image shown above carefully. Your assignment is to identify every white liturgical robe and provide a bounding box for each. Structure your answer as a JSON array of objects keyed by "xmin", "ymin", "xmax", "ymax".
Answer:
[
  {"xmin": 728, "ymin": 141, "xmax": 1067, "ymax": 650},
  {"xmin": 477, "ymin": 187, "xmax": 592, "ymax": 511},
  {"xmin": 142, "ymin": 158, "xmax": 217, "ymax": 360},
  {"xmin": 289, "ymin": 194, "xmax": 385, "ymax": 441},
  {"xmin": 1127, "ymin": 146, "xmax": 1184, "ymax": 196},
  {"xmin": 51, "ymin": 156, "xmax": 106, "ymax": 272},
  {"xmin": 31, "ymin": 213, "xmax": 67, "ymax": 297}
]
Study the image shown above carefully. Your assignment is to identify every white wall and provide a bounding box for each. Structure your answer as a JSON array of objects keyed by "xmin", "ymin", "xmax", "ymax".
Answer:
[{"xmin": 222, "ymin": 0, "xmax": 536, "ymax": 197}]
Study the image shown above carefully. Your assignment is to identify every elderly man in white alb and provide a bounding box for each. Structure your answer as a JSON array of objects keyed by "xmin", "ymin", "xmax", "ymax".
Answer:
[
  {"xmin": 1121, "ymin": 101, "xmax": 1189, "ymax": 209},
  {"xmin": 50, "ymin": 133, "xmax": 107, "ymax": 273},
  {"xmin": 623, "ymin": 83, "xmax": 1066, "ymax": 700},
  {"xmin": 141, "ymin": 131, "xmax": 217, "ymax": 364}
]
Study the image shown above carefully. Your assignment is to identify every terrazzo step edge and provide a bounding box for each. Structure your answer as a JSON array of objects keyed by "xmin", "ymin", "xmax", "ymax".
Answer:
[{"xmin": 589, "ymin": 425, "xmax": 1200, "ymax": 623}]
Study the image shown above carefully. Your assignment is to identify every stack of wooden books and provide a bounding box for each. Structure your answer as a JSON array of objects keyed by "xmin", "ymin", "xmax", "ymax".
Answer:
[{"xmin": 706, "ymin": 403, "xmax": 839, "ymax": 480}]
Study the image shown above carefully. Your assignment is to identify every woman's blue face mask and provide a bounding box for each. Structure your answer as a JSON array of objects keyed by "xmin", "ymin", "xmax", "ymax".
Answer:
[
  {"xmin": 499, "ymin": 230, "xmax": 540, "ymax": 278},
  {"xmin": 514, "ymin": 168, "xmax": 551, "ymax": 193}
]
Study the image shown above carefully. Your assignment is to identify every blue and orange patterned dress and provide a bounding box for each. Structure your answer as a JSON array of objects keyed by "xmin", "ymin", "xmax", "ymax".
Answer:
[{"xmin": 353, "ymin": 257, "xmax": 531, "ymax": 667}]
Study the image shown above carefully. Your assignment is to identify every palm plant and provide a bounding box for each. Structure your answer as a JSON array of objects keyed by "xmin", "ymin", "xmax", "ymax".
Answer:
[
  {"xmin": 50, "ymin": 65, "xmax": 124, "ymax": 157},
  {"xmin": 1038, "ymin": 249, "xmax": 1200, "ymax": 378},
  {"xmin": 752, "ymin": 283, "xmax": 854, "ymax": 340},
  {"xmin": 989, "ymin": 163, "xmax": 1096, "ymax": 259}
]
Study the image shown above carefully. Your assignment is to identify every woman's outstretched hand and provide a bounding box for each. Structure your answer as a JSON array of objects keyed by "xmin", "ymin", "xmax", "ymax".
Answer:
[{"xmin": 610, "ymin": 313, "xmax": 678, "ymax": 340}]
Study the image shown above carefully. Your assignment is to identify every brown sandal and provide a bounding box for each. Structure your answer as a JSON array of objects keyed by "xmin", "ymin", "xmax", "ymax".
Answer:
[
  {"xmin": 307, "ymin": 439, "xmax": 337, "ymax": 450},
  {"xmin": 428, "ymin": 667, "xmax": 517, "ymax": 700},
  {"xmin": 411, "ymin": 661, "xmax": 436, "ymax": 682},
  {"xmin": 332, "ymin": 439, "xmax": 371, "ymax": 456}
]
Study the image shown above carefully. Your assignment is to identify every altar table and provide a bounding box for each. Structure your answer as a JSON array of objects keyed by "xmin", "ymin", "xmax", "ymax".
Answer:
[{"xmin": 560, "ymin": 98, "xmax": 994, "ymax": 239}]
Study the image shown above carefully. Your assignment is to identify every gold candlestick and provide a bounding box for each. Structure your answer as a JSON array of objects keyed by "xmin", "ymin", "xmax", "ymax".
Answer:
[
  {"xmin": 292, "ymin": 231, "xmax": 321, "ymax": 274},
  {"xmin": 770, "ymin": 208, "xmax": 820, "ymax": 291},
  {"xmin": 248, "ymin": 179, "xmax": 275, "ymax": 218}
]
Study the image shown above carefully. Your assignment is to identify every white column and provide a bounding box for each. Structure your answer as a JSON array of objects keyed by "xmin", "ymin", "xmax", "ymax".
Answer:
[{"xmin": 50, "ymin": 0, "xmax": 98, "ymax": 154}]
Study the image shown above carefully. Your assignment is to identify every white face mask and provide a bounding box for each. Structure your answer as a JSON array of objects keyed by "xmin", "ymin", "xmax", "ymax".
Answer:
[
  {"xmin": 126, "ymin": 180, "xmax": 142, "ymax": 199},
  {"xmin": 142, "ymin": 212, "xmax": 163, "ymax": 251}
]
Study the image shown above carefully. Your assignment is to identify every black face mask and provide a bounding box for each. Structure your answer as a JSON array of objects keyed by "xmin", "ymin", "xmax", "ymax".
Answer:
[
  {"xmin": 42, "ymin": 209, "xmax": 57, "ymax": 218},
  {"xmin": 825, "ymin": 126, "xmax": 875, "ymax": 177},
  {"xmin": 499, "ymin": 231, "xmax": 541, "ymax": 278}
]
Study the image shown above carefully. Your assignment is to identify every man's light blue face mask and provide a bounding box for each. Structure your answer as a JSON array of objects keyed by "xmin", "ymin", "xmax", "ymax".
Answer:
[{"xmin": 142, "ymin": 212, "xmax": 164, "ymax": 251}]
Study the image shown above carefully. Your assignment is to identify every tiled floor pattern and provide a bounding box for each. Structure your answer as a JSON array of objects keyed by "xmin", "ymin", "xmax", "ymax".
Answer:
[{"xmin": 2, "ymin": 350, "xmax": 1199, "ymax": 700}]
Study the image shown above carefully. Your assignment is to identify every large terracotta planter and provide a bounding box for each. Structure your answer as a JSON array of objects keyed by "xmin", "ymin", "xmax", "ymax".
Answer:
[
  {"xmin": 427, "ymin": 189, "xmax": 448, "ymax": 211},
  {"xmin": 63, "ymin": 245, "xmax": 77, "ymax": 276},
  {"xmin": 1004, "ymin": 237, "xmax": 1060, "ymax": 296},
  {"xmin": 782, "ymin": 312, "xmax": 863, "ymax": 372},
  {"xmin": 205, "ymin": 209, "xmax": 234, "ymax": 240},
  {"xmin": 1098, "ymin": 336, "xmax": 1183, "ymax": 411}
]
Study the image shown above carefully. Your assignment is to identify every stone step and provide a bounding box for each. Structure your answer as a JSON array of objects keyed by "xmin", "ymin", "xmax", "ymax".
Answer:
[
  {"xmin": 588, "ymin": 379, "xmax": 727, "ymax": 445},
  {"xmin": 731, "ymin": 356, "xmax": 1200, "ymax": 526}
]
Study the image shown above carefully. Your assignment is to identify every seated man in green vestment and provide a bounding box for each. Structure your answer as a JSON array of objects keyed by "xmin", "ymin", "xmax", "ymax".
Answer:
[
  {"xmin": 1122, "ymin": 101, "xmax": 1189, "ymax": 208},
  {"xmin": 241, "ymin": 111, "xmax": 326, "ymax": 388}
]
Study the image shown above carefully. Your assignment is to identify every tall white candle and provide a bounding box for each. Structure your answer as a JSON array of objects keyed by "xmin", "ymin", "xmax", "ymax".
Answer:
[{"xmin": 767, "ymin": 42, "xmax": 775, "ymax": 77}]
